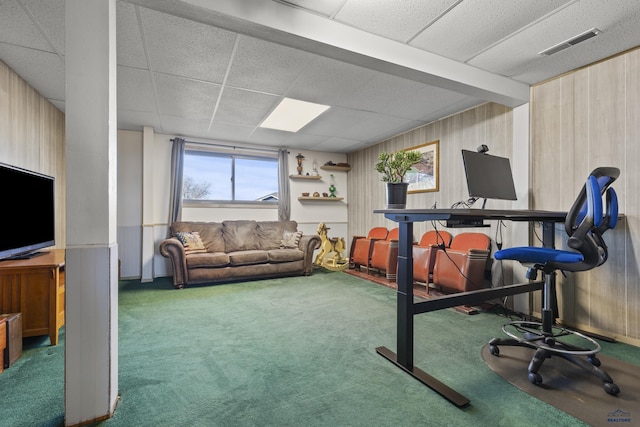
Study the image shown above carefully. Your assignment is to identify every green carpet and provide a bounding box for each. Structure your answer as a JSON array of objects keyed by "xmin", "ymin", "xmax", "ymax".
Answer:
[{"xmin": 1, "ymin": 269, "xmax": 638, "ymax": 426}]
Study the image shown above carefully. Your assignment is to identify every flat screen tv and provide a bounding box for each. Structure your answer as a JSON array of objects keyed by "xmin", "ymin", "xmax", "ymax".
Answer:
[
  {"xmin": 0, "ymin": 162, "xmax": 55, "ymax": 260},
  {"xmin": 461, "ymin": 149, "xmax": 517, "ymax": 202}
]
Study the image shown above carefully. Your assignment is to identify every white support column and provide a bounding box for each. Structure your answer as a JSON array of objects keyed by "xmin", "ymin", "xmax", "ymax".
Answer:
[
  {"xmin": 141, "ymin": 126, "xmax": 155, "ymax": 282},
  {"xmin": 65, "ymin": 1, "xmax": 119, "ymax": 425},
  {"xmin": 511, "ymin": 103, "xmax": 531, "ymax": 313}
]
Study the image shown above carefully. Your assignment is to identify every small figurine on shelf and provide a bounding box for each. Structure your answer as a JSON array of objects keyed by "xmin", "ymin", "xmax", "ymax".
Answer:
[
  {"xmin": 329, "ymin": 174, "xmax": 337, "ymax": 197},
  {"xmin": 296, "ymin": 153, "xmax": 305, "ymax": 175}
]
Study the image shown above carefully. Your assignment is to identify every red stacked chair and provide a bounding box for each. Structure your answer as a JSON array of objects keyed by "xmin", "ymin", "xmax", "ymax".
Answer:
[
  {"xmin": 369, "ymin": 228, "xmax": 400, "ymax": 279},
  {"xmin": 412, "ymin": 230, "xmax": 453, "ymax": 287},
  {"xmin": 349, "ymin": 227, "xmax": 389, "ymax": 273},
  {"xmin": 431, "ymin": 232, "xmax": 491, "ymax": 293}
]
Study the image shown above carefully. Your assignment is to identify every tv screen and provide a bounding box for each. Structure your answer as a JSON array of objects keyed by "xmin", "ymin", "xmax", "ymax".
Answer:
[
  {"xmin": 0, "ymin": 163, "xmax": 55, "ymax": 260},
  {"xmin": 461, "ymin": 149, "xmax": 517, "ymax": 202}
]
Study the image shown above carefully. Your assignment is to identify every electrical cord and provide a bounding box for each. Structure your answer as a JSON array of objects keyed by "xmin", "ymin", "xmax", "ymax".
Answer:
[
  {"xmin": 450, "ymin": 197, "xmax": 479, "ymax": 209},
  {"xmin": 429, "ymin": 219, "xmax": 483, "ymax": 292}
]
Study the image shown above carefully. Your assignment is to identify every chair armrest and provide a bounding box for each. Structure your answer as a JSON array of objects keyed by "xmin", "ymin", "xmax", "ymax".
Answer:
[{"xmin": 159, "ymin": 238, "xmax": 188, "ymax": 288}]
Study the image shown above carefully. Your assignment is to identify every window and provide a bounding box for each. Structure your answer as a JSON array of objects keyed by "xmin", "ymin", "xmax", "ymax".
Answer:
[{"xmin": 183, "ymin": 149, "xmax": 279, "ymax": 204}]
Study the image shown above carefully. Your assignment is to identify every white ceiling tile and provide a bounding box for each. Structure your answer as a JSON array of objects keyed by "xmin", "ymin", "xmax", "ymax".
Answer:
[
  {"xmin": 299, "ymin": 107, "xmax": 368, "ymax": 136},
  {"xmin": 0, "ymin": 0, "xmax": 52, "ymax": 52},
  {"xmin": 139, "ymin": 6, "xmax": 236, "ymax": 83},
  {"xmin": 410, "ymin": 0, "xmax": 571, "ymax": 62},
  {"xmin": 469, "ymin": 0, "xmax": 640, "ymax": 82},
  {"xmin": 334, "ymin": 0, "xmax": 458, "ymax": 42},
  {"xmin": 208, "ymin": 123, "xmax": 256, "ymax": 142},
  {"xmin": 0, "ymin": 44, "xmax": 64, "ymax": 100},
  {"xmin": 284, "ymin": 133, "xmax": 330, "ymax": 150},
  {"xmin": 226, "ymin": 35, "xmax": 315, "ymax": 94},
  {"xmin": 117, "ymin": 66, "xmax": 156, "ymax": 112},
  {"xmin": 159, "ymin": 116, "xmax": 210, "ymax": 138},
  {"xmin": 338, "ymin": 112, "xmax": 419, "ymax": 142},
  {"xmin": 118, "ymin": 110, "xmax": 161, "ymax": 132},
  {"xmin": 116, "ymin": 1, "xmax": 148, "ymax": 69},
  {"xmin": 2, "ymin": 0, "xmax": 640, "ymax": 154},
  {"xmin": 213, "ymin": 87, "xmax": 280, "ymax": 126},
  {"xmin": 154, "ymin": 73, "xmax": 221, "ymax": 120},
  {"xmin": 315, "ymin": 137, "xmax": 364, "ymax": 152},
  {"xmin": 247, "ymin": 127, "xmax": 293, "ymax": 145},
  {"xmin": 286, "ymin": 56, "xmax": 377, "ymax": 106},
  {"xmin": 277, "ymin": 0, "xmax": 346, "ymax": 17},
  {"xmin": 22, "ymin": 0, "xmax": 65, "ymax": 54}
]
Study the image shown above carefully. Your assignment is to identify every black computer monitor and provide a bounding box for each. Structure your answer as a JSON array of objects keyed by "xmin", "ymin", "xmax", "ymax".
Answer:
[{"xmin": 461, "ymin": 149, "xmax": 517, "ymax": 202}]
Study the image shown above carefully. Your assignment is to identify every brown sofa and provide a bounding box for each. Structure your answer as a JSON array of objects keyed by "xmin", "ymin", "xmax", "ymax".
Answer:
[{"xmin": 160, "ymin": 220, "xmax": 321, "ymax": 289}]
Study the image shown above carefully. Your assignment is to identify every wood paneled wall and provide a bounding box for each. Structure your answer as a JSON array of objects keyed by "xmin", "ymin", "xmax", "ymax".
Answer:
[
  {"xmin": 347, "ymin": 102, "xmax": 516, "ymax": 285},
  {"xmin": 531, "ymin": 47, "xmax": 640, "ymax": 343},
  {"xmin": 0, "ymin": 60, "xmax": 66, "ymax": 249},
  {"xmin": 348, "ymin": 61, "xmax": 640, "ymax": 345}
]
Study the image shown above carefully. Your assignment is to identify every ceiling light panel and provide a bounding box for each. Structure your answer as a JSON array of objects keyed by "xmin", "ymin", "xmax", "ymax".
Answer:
[{"xmin": 260, "ymin": 98, "xmax": 330, "ymax": 132}]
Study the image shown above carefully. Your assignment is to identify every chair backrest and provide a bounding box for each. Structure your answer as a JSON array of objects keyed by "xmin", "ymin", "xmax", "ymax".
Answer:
[
  {"xmin": 367, "ymin": 227, "xmax": 389, "ymax": 240},
  {"xmin": 449, "ymin": 232, "xmax": 490, "ymax": 252},
  {"xmin": 557, "ymin": 167, "xmax": 620, "ymax": 272},
  {"xmin": 386, "ymin": 228, "xmax": 399, "ymax": 241},
  {"xmin": 417, "ymin": 230, "xmax": 453, "ymax": 247}
]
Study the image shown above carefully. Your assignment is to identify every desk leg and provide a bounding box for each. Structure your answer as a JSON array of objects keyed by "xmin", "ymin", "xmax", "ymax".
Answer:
[
  {"xmin": 396, "ymin": 221, "xmax": 413, "ymax": 368},
  {"xmin": 376, "ymin": 221, "xmax": 470, "ymax": 407}
]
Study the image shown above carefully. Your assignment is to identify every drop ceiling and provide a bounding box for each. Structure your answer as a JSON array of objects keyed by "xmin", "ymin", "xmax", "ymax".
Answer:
[{"xmin": 1, "ymin": 0, "xmax": 640, "ymax": 153}]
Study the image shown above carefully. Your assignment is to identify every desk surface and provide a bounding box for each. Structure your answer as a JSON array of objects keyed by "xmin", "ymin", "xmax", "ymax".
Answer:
[{"xmin": 373, "ymin": 208, "xmax": 567, "ymax": 223}]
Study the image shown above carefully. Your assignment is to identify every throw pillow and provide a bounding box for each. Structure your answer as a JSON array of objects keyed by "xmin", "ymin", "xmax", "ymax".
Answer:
[
  {"xmin": 280, "ymin": 230, "xmax": 303, "ymax": 249},
  {"xmin": 175, "ymin": 231, "xmax": 207, "ymax": 254}
]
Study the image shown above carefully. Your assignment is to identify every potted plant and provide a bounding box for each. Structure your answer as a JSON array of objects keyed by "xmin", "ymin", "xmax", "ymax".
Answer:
[{"xmin": 375, "ymin": 150, "xmax": 423, "ymax": 209}]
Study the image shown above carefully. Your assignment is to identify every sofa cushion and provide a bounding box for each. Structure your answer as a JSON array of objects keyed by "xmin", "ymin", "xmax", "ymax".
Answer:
[
  {"xmin": 280, "ymin": 230, "xmax": 303, "ymax": 249},
  {"xmin": 172, "ymin": 222, "xmax": 225, "ymax": 252},
  {"xmin": 267, "ymin": 248, "xmax": 304, "ymax": 263},
  {"xmin": 228, "ymin": 250, "xmax": 269, "ymax": 266},
  {"xmin": 175, "ymin": 231, "xmax": 207, "ymax": 254},
  {"xmin": 257, "ymin": 221, "xmax": 298, "ymax": 250},
  {"xmin": 223, "ymin": 220, "xmax": 260, "ymax": 252},
  {"xmin": 186, "ymin": 252, "xmax": 230, "ymax": 268}
]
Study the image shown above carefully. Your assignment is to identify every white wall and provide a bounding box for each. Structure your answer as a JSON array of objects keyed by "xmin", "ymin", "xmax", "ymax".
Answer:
[
  {"xmin": 288, "ymin": 149, "xmax": 349, "ymax": 240},
  {"xmin": 117, "ymin": 130, "xmax": 143, "ymax": 279},
  {"xmin": 116, "ymin": 131, "xmax": 350, "ymax": 279}
]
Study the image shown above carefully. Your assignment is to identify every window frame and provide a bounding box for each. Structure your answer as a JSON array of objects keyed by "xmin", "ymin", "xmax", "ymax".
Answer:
[{"xmin": 182, "ymin": 146, "xmax": 280, "ymax": 207}]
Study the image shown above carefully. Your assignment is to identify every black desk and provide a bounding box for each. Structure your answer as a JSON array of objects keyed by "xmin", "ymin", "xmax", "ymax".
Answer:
[{"xmin": 373, "ymin": 208, "xmax": 567, "ymax": 407}]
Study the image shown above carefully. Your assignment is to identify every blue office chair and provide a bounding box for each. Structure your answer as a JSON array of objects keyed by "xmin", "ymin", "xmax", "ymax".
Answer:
[{"xmin": 488, "ymin": 167, "xmax": 620, "ymax": 396}]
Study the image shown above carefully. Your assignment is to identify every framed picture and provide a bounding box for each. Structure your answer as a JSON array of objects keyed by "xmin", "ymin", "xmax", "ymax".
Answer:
[{"xmin": 406, "ymin": 140, "xmax": 439, "ymax": 193}]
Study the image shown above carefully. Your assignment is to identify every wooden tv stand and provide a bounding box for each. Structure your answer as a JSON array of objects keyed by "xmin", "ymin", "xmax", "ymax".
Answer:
[{"xmin": 0, "ymin": 249, "xmax": 65, "ymax": 345}]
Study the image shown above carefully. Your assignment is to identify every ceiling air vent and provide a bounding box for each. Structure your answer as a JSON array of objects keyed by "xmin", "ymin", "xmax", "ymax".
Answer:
[{"xmin": 539, "ymin": 28, "xmax": 601, "ymax": 56}]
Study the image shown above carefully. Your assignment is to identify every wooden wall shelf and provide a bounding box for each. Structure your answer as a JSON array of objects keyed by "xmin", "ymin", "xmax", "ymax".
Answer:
[
  {"xmin": 298, "ymin": 196, "xmax": 344, "ymax": 202},
  {"xmin": 320, "ymin": 165, "xmax": 351, "ymax": 172},
  {"xmin": 289, "ymin": 174, "xmax": 322, "ymax": 180}
]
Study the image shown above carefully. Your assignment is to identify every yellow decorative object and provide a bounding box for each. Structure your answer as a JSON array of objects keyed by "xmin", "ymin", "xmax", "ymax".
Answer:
[{"xmin": 314, "ymin": 223, "xmax": 349, "ymax": 271}]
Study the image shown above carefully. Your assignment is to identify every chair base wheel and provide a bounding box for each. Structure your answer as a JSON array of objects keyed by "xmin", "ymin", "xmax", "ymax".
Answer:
[
  {"xmin": 489, "ymin": 345, "xmax": 499, "ymax": 356},
  {"xmin": 489, "ymin": 321, "xmax": 620, "ymax": 395},
  {"xmin": 588, "ymin": 356, "xmax": 601, "ymax": 367},
  {"xmin": 528, "ymin": 372, "xmax": 543, "ymax": 385},
  {"xmin": 604, "ymin": 382, "xmax": 620, "ymax": 396}
]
